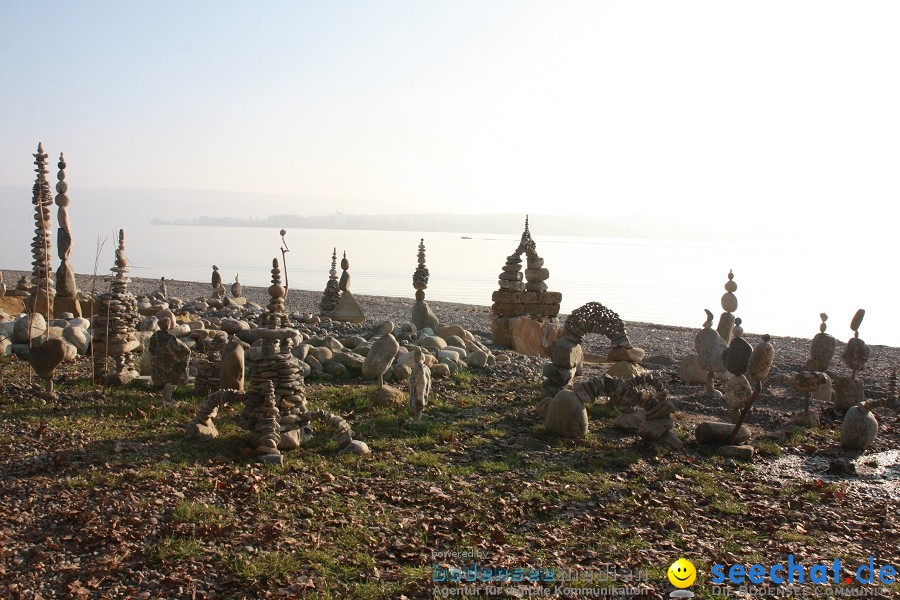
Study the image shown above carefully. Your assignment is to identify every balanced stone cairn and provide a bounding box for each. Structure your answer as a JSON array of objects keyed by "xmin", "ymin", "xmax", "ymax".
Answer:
[
  {"xmin": 149, "ymin": 277, "xmax": 168, "ymax": 302},
  {"xmin": 695, "ymin": 309, "xmax": 727, "ymax": 398},
  {"xmin": 722, "ymin": 333, "xmax": 754, "ymax": 423},
  {"xmin": 491, "ymin": 218, "xmax": 562, "ymax": 354},
  {"xmin": 543, "ymin": 301, "xmax": 637, "ymax": 394},
  {"xmin": 783, "ymin": 312, "xmax": 837, "ymax": 424},
  {"xmin": 807, "ymin": 313, "xmax": 836, "ymax": 371},
  {"xmin": 411, "ymin": 238, "xmax": 439, "ymax": 330},
  {"xmin": 408, "ymin": 348, "xmax": 432, "ymax": 422},
  {"xmin": 539, "ymin": 372, "xmax": 679, "ymax": 447},
  {"xmin": 841, "ymin": 372, "xmax": 900, "ymax": 450},
  {"xmin": 231, "ymin": 274, "xmax": 242, "ymax": 298},
  {"xmin": 194, "ymin": 331, "xmax": 228, "ymax": 397},
  {"xmin": 245, "ymin": 381, "xmax": 284, "ymax": 465},
  {"xmin": 319, "ymin": 248, "xmax": 341, "ymax": 313},
  {"xmin": 833, "ymin": 309, "xmax": 871, "ymax": 415},
  {"xmin": 792, "ymin": 371, "xmax": 828, "ymax": 426},
  {"xmin": 0, "ymin": 271, "xmax": 5, "ymax": 297},
  {"xmin": 53, "ymin": 153, "xmax": 81, "ymax": 317},
  {"xmin": 716, "ymin": 270, "xmax": 738, "ymax": 344},
  {"xmin": 241, "ymin": 258, "xmax": 308, "ymax": 450},
  {"xmin": 324, "ymin": 251, "xmax": 365, "ymax": 323},
  {"xmin": 148, "ymin": 316, "xmax": 191, "ymax": 386},
  {"xmin": 92, "ymin": 229, "xmax": 141, "ymax": 385},
  {"xmin": 9, "ymin": 275, "xmax": 32, "ymax": 297},
  {"xmin": 220, "ymin": 335, "xmax": 247, "ymax": 391},
  {"xmin": 186, "ymin": 384, "xmax": 368, "ymax": 456},
  {"xmin": 210, "ymin": 265, "xmax": 225, "ymax": 301},
  {"xmin": 27, "ymin": 143, "xmax": 55, "ymax": 319}
]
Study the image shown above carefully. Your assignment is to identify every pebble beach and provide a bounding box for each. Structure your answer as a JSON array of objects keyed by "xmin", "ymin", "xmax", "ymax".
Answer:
[{"xmin": 4, "ymin": 268, "xmax": 898, "ymax": 391}]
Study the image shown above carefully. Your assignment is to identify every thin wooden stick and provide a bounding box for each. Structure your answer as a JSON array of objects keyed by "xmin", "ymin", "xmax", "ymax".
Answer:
[
  {"xmin": 89, "ymin": 234, "xmax": 107, "ymax": 386},
  {"xmin": 280, "ymin": 229, "xmax": 290, "ymax": 294}
]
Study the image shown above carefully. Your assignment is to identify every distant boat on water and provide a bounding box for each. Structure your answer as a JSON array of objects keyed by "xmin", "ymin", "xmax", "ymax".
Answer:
[{"xmin": 461, "ymin": 236, "xmax": 472, "ymax": 239}]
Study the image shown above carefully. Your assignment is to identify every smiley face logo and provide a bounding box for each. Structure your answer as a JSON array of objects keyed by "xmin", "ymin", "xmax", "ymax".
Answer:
[{"xmin": 667, "ymin": 558, "xmax": 696, "ymax": 588}]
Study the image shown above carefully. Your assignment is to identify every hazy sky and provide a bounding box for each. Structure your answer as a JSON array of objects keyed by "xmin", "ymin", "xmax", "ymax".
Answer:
[{"xmin": 1, "ymin": 1, "xmax": 898, "ymax": 235}]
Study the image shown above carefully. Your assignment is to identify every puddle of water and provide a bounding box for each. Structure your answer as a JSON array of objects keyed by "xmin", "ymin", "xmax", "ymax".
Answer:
[{"xmin": 763, "ymin": 450, "xmax": 900, "ymax": 500}]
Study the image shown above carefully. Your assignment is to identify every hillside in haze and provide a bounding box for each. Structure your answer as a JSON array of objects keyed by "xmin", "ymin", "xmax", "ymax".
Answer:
[
  {"xmin": 152, "ymin": 211, "xmax": 737, "ymax": 240},
  {"xmin": 1, "ymin": 184, "xmax": 764, "ymax": 241}
]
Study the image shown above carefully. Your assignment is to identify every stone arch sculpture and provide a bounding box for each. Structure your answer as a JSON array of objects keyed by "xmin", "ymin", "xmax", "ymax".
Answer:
[
  {"xmin": 561, "ymin": 301, "xmax": 631, "ymax": 348},
  {"xmin": 543, "ymin": 301, "xmax": 636, "ymax": 392}
]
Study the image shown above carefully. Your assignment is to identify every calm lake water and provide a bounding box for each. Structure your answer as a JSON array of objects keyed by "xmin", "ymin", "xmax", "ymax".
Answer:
[{"xmin": 2, "ymin": 223, "xmax": 896, "ymax": 346}]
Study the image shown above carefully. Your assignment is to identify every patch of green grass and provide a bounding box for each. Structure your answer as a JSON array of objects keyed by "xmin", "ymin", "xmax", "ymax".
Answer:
[
  {"xmin": 784, "ymin": 427, "xmax": 809, "ymax": 444},
  {"xmin": 483, "ymin": 427, "xmax": 507, "ymax": 439},
  {"xmin": 146, "ymin": 536, "xmax": 204, "ymax": 562},
  {"xmin": 475, "ymin": 460, "xmax": 512, "ymax": 473},
  {"xmin": 755, "ymin": 440, "xmax": 783, "ymax": 457},
  {"xmin": 775, "ymin": 530, "xmax": 812, "ymax": 543},
  {"xmin": 450, "ymin": 370, "xmax": 476, "ymax": 388},
  {"xmin": 409, "ymin": 451, "xmax": 443, "ymax": 468},
  {"xmin": 588, "ymin": 402, "xmax": 620, "ymax": 419},
  {"xmin": 227, "ymin": 550, "xmax": 302, "ymax": 583},
  {"xmin": 172, "ymin": 501, "xmax": 233, "ymax": 526}
]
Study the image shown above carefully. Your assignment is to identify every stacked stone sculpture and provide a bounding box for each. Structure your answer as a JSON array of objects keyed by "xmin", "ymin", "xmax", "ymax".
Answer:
[
  {"xmin": 747, "ymin": 334, "xmax": 775, "ymax": 386},
  {"xmin": 28, "ymin": 144, "xmax": 55, "ymax": 319},
  {"xmin": 834, "ymin": 310, "xmax": 870, "ymax": 413},
  {"xmin": 543, "ymin": 301, "xmax": 637, "ymax": 394},
  {"xmin": 53, "ymin": 153, "xmax": 81, "ymax": 317},
  {"xmin": 695, "ymin": 333, "xmax": 774, "ymax": 453},
  {"xmin": 241, "ymin": 258, "xmax": 307, "ymax": 450},
  {"xmin": 243, "ymin": 381, "xmax": 284, "ymax": 465},
  {"xmin": 497, "ymin": 240, "xmax": 526, "ymax": 292},
  {"xmin": 792, "ymin": 371, "xmax": 828, "ymax": 426},
  {"xmin": 319, "ymin": 249, "xmax": 341, "ymax": 313},
  {"xmin": 841, "ymin": 372, "xmax": 900, "ymax": 450},
  {"xmin": 408, "ymin": 349, "xmax": 432, "ymax": 422},
  {"xmin": 0, "ymin": 272, "xmax": 5, "ymax": 297},
  {"xmin": 220, "ymin": 335, "xmax": 247, "ymax": 391},
  {"xmin": 413, "ymin": 238, "xmax": 429, "ymax": 300},
  {"xmin": 149, "ymin": 277, "xmax": 168, "ymax": 303},
  {"xmin": 491, "ymin": 218, "xmax": 562, "ymax": 355},
  {"xmin": 185, "ymin": 388, "xmax": 246, "ymax": 441},
  {"xmin": 194, "ymin": 332, "xmax": 228, "ymax": 397},
  {"xmin": 300, "ymin": 409, "xmax": 370, "ymax": 454},
  {"xmin": 210, "ymin": 266, "xmax": 225, "ymax": 301},
  {"xmin": 540, "ymin": 372, "xmax": 679, "ymax": 448},
  {"xmin": 807, "ymin": 313, "xmax": 836, "ymax": 371},
  {"xmin": 715, "ymin": 270, "xmax": 738, "ymax": 344},
  {"xmin": 187, "ymin": 387, "xmax": 368, "ymax": 456},
  {"xmin": 9, "ymin": 276, "xmax": 31, "ymax": 297},
  {"xmin": 339, "ymin": 252, "xmax": 350, "ymax": 292},
  {"xmin": 231, "ymin": 274, "xmax": 242, "ymax": 298},
  {"xmin": 722, "ymin": 332, "xmax": 754, "ymax": 423},
  {"xmin": 148, "ymin": 317, "xmax": 191, "ymax": 392},
  {"xmin": 411, "ymin": 238, "xmax": 439, "ymax": 330},
  {"xmin": 324, "ymin": 251, "xmax": 365, "ymax": 323},
  {"xmin": 27, "ymin": 338, "xmax": 67, "ymax": 393},
  {"xmin": 782, "ymin": 312, "xmax": 837, "ymax": 424},
  {"xmin": 92, "ymin": 229, "xmax": 140, "ymax": 385},
  {"xmin": 695, "ymin": 309, "xmax": 727, "ymax": 398}
]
